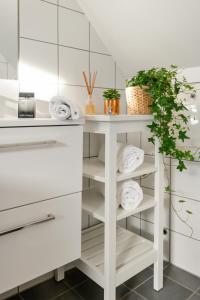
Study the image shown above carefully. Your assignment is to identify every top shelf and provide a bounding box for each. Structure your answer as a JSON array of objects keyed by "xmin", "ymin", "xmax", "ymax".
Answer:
[
  {"xmin": 84, "ymin": 114, "xmax": 152, "ymax": 134},
  {"xmin": 83, "ymin": 158, "xmax": 156, "ymax": 183},
  {"xmin": 85, "ymin": 114, "xmax": 153, "ymax": 122}
]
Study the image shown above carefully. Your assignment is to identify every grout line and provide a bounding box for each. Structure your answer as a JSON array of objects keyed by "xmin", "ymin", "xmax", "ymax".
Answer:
[
  {"xmin": 186, "ymin": 285, "xmax": 200, "ymax": 300},
  {"xmin": 164, "ymin": 275, "xmax": 196, "ymax": 293},
  {"xmin": 170, "ymin": 192, "xmax": 200, "ymax": 203},
  {"xmin": 132, "ymin": 290, "xmax": 149, "ymax": 300},
  {"xmin": 19, "ymin": 36, "xmax": 111, "ymax": 57},
  {"xmin": 134, "ymin": 274, "xmax": 153, "ymax": 290},
  {"xmin": 62, "ymin": 278, "xmax": 89, "ymax": 292},
  {"xmin": 121, "ymin": 288, "xmax": 148, "ymax": 300},
  {"xmin": 186, "ymin": 292, "xmax": 196, "ymax": 300},
  {"xmin": 40, "ymin": 0, "xmax": 84, "ymax": 15}
]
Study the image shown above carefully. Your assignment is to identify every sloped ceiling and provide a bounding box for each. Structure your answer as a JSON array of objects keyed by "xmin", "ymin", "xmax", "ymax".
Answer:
[{"xmin": 78, "ymin": 0, "xmax": 200, "ymax": 78}]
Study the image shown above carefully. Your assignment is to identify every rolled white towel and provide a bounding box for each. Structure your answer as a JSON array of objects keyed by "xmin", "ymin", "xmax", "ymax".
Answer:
[
  {"xmin": 49, "ymin": 96, "xmax": 79, "ymax": 121},
  {"xmin": 117, "ymin": 180, "xmax": 143, "ymax": 211},
  {"xmin": 95, "ymin": 180, "xmax": 143, "ymax": 210},
  {"xmin": 98, "ymin": 142, "xmax": 144, "ymax": 173}
]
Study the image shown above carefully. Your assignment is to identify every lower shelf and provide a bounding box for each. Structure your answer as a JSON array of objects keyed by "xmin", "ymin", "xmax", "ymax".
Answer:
[
  {"xmin": 82, "ymin": 189, "xmax": 156, "ymax": 222},
  {"xmin": 77, "ymin": 224, "xmax": 157, "ymax": 288}
]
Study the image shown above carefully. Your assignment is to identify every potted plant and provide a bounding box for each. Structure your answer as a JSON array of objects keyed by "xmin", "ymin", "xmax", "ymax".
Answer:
[
  {"xmin": 125, "ymin": 65, "xmax": 195, "ymax": 171},
  {"xmin": 103, "ymin": 89, "xmax": 120, "ymax": 115}
]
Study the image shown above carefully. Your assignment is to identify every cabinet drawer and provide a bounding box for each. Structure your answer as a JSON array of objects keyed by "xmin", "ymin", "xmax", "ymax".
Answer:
[
  {"xmin": 0, "ymin": 125, "xmax": 83, "ymax": 211},
  {"xmin": 0, "ymin": 193, "xmax": 81, "ymax": 294}
]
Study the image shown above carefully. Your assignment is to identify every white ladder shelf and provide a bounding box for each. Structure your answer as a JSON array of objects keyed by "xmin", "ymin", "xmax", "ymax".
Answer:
[{"xmin": 77, "ymin": 114, "xmax": 164, "ymax": 300}]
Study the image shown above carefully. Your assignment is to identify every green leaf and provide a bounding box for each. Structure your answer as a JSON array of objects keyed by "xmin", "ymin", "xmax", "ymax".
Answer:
[
  {"xmin": 186, "ymin": 210, "xmax": 193, "ymax": 215},
  {"xmin": 125, "ymin": 66, "xmax": 194, "ymax": 172}
]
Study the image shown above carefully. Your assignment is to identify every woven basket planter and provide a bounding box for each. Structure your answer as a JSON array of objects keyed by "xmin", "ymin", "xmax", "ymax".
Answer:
[{"xmin": 126, "ymin": 86, "xmax": 152, "ymax": 115}]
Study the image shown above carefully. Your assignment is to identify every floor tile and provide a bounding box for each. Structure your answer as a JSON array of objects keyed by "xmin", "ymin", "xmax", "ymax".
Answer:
[
  {"xmin": 75, "ymin": 279, "xmax": 130, "ymax": 300},
  {"xmin": 122, "ymin": 290, "xmax": 146, "ymax": 299},
  {"xmin": 125, "ymin": 267, "xmax": 153, "ymax": 289},
  {"xmin": 136, "ymin": 277, "xmax": 192, "ymax": 300},
  {"xmin": 164, "ymin": 264, "xmax": 200, "ymax": 291},
  {"xmin": 189, "ymin": 294, "xmax": 200, "ymax": 300},
  {"xmin": 64, "ymin": 268, "xmax": 89, "ymax": 288},
  {"xmin": 21, "ymin": 279, "xmax": 68, "ymax": 300},
  {"xmin": 7, "ymin": 296, "xmax": 22, "ymax": 300},
  {"xmin": 150, "ymin": 261, "xmax": 169, "ymax": 270},
  {"xmin": 55, "ymin": 289, "xmax": 83, "ymax": 300}
]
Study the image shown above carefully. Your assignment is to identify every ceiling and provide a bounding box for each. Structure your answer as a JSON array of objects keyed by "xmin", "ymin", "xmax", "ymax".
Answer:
[{"xmin": 78, "ymin": 0, "xmax": 200, "ymax": 78}]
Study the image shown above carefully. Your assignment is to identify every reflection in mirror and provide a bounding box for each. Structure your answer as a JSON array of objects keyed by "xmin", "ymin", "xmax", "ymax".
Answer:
[{"xmin": 0, "ymin": 0, "xmax": 18, "ymax": 80}]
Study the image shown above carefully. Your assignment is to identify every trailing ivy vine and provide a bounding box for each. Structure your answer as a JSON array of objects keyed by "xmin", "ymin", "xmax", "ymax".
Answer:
[{"xmin": 126, "ymin": 65, "xmax": 195, "ymax": 171}]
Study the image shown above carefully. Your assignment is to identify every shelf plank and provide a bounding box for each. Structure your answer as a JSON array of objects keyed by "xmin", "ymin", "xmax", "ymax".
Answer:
[
  {"xmin": 82, "ymin": 189, "xmax": 156, "ymax": 222},
  {"xmin": 83, "ymin": 158, "xmax": 156, "ymax": 183},
  {"xmin": 77, "ymin": 224, "xmax": 156, "ymax": 288}
]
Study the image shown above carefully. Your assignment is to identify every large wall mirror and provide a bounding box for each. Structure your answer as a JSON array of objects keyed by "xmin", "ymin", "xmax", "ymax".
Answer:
[{"xmin": 0, "ymin": 0, "xmax": 18, "ymax": 80}]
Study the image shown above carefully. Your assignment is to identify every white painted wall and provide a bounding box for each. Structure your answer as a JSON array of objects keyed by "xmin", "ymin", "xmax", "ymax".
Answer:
[{"xmin": 77, "ymin": 0, "xmax": 200, "ymax": 77}]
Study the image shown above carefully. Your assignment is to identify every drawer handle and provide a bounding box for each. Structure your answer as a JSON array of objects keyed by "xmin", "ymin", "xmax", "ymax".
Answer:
[
  {"xmin": 0, "ymin": 140, "xmax": 57, "ymax": 149},
  {"xmin": 0, "ymin": 214, "xmax": 55, "ymax": 237}
]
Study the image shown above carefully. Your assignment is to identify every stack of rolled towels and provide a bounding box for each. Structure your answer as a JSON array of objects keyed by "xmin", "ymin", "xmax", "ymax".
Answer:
[{"xmin": 97, "ymin": 142, "xmax": 144, "ymax": 211}]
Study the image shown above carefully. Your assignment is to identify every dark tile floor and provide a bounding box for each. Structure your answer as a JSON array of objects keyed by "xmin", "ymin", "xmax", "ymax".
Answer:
[{"xmin": 7, "ymin": 263, "xmax": 200, "ymax": 300}]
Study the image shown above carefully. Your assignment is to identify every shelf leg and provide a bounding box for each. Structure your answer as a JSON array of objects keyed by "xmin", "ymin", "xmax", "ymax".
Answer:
[
  {"xmin": 104, "ymin": 127, "xmax": 117, "ymax": 300},
  {"xmin": 153, "ymin": 138, "xmax": 164, "ymax": 291}
]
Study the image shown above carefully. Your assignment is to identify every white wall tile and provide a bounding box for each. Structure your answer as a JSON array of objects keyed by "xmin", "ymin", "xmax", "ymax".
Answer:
[
  {"xmin": 127, "ymin": 216, "xmax": 141, "ymax": 235},
  {"xmin": 171, "ymin": 160, "xmax": 200, "ymax": 200},
  {"xmin": 90, "ymin": 133, "xmax": 101, "ymax": 157},
  {"xmin": 141, "ymin": 156, "xmax": 170, "ymax": 190},
  {"xmin": 171, "ymin": 195, "xmax": 200, "ymax": 240},
  {"xmin": 90, "ymin": 53, "xmax": 115, "ymax": 88},
  {"xmin": 19, "ymin": 39, "xmax": 58, "ymax": 100},
  {"xmin": 59, "ymin": 7, "xmax": 89, "ymax": 50},
  {"xmin": 170, "ymin": 231, "xmax": 200, "ymax": 277},
  {"xmin": 20, "ymin": 0, "xmax": 57, "ymax": 43},
  {"xmin": 127, "ymin": 132, "xmax": 141, "ymax": 148},
  {"xmin": 0, "ymin": 79, "xmax": 19, "ymax": 118},
  {"xmin": 90, "ymin": 24, "xmax": 109, "ymax": 54},
  {"xmin": 59, "ymin": 0, "xmax": 82, "ymax": 12},
  {"xmin": 119, "ymin": 90, "xmax": 127, "ymax": 114},
  {"xmin": 141, "ymin": 188, "xmax": 170, "ymax": 230},
  {"xmin": 116, "ymin": 64, "xmax": 126, "ymax": 90},
  {"xmin": 0, "ymin": 63, "xmax": 7, "ymax": 79},
  {"xmin": 91, "ymin": 88, "xmax": 104, "ymax": 114},
  {"xmin": 141, "ymin": 220, "xmax": 169, "ymax": 261},
  {"xmin": 141, "ymin": 131, "xmax": 154, "ymax": 155},
  {"xmin": 117, "ymin": 133, "xmax": 127, "ymax": 143},
  {"xmin": 59, "ymin": 46, "xmax": 89, "ymax": 86}
]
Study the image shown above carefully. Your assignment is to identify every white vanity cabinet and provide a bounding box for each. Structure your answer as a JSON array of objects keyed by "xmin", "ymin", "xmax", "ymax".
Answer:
[{"xmin": 0, "ymin": 119, "xmax": 83, "ymax": 295}]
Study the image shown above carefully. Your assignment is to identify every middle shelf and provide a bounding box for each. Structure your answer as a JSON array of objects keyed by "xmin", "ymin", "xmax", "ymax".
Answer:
[
  {"xmin": 83, "ymin": 157, "xmax": 156, "ymax": 183},
  {"xmin": 83, "ymin": 189, "xmax": 156, "ymax": 222}
]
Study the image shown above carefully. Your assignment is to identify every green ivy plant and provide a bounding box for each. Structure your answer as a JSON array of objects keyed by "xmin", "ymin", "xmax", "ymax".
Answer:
[
  {"xmin": 103, "ymin": 88, "xmax": 121, "ymax": 100},
  {"xmin": 126, "ymin": 65, "xmax": 195, "ymax": 171}
]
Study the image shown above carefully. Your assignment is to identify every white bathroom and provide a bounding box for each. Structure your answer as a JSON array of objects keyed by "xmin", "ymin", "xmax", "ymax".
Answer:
[{"xmin": 0, "ymin": 1, "xmax": 200, "ymax": 300}]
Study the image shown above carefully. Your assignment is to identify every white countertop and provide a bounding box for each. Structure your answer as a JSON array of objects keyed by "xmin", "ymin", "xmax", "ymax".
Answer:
[
  {"xmin": 85, "ymin": 114, "xmax": 153, "ymax": 122},
  {"xmin": 0, "ymin": 118, "xmax": 84, "ymax": 128}
]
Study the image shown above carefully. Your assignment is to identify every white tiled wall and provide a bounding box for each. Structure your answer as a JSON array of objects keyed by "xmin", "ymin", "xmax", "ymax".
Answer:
[
  {"xmin": 18, "ymin": 0, "xmax": 125, "ymax": 231},
  {"xmin": 127, "ymin": 68, "xmax": 200, "ymax": 277}
]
